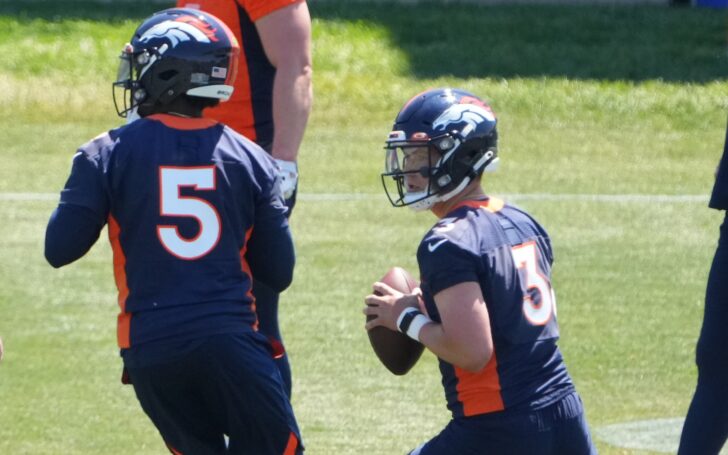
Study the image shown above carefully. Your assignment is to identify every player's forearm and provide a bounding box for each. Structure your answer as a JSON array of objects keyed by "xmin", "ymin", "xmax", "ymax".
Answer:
[
  {"xmin": 419, "ymin": 323, "xmax": 492, "ymax": 373},
  {"xmin": 270, "ymin": 63, "xmax": 312, "ymax": 162}
]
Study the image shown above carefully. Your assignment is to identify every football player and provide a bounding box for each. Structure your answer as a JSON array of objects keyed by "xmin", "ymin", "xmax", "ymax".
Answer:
[
  {"xmin": 364, "ymin": 88, "xmax": 596, "ymax": 454},
  {"xmin": 45, "ymin": 8, "xmax": 302, "ymax": 454},
  {"xmin": 174, "ymin": 0, "xmax": 313, "ymax": 398},
  {"xmin": 678, "ymin": 119, "xmax": 728, "ymax": 454}
]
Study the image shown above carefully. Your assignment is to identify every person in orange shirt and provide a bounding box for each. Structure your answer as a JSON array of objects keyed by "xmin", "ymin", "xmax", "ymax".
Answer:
[{"xmin": 177, "ymin": 0, "xmax": 313, "ymax": 397}]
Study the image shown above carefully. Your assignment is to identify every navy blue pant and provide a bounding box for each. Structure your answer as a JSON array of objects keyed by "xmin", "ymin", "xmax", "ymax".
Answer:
[
  {"xmin": 410, "ymin": 392, "xmax": 596, "ymax": 455},
  {"xmin": 678, "ymin": 213, "xmax": 728, "ymax": 455},
  {"xmin": 126, "ymin": 333, "xmax": 302, "ymax": 455}
]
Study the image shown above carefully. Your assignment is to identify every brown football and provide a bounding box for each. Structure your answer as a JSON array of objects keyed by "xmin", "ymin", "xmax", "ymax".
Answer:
[{"xmin": 367, "ymin": 266, "xmax": 425, "ymax": 375}]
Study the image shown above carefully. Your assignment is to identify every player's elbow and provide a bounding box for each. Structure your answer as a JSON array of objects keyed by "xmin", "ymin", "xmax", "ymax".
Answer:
[
  {"xmin": 44, "ymin": 243, "xmax": 74, "ymax": 269},
  {"xmin": 44, "ymin": 251, "xmax": 66, "ymax": 269},
  {"xmin": 458, "ymin": 347, "xmax": 493, "ymax": 373},
  {"xmin": 460, "ymin": 356, "xmax": 490, "ymax": 374},
  {"xmin": 44, "ymin": 234, "xmax": 71, "ymax": 268},
  {"xmin": 263, "ymin": 265, "xmax": 295, "ymax": 293}
]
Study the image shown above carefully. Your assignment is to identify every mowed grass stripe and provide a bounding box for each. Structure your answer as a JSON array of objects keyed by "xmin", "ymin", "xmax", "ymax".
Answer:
[
  {"xmin": 0, "ymin": 192, "xmax": 710, "ymax": 203},
  {"xmin": 0, "ymin": 2, "xmax": 726, "ymax": 454}
]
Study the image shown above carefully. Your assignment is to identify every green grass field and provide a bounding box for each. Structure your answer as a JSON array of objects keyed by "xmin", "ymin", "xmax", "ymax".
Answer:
[{"xmin": 1, "ymin": 1, "xmax": 727, "ymax": 453}]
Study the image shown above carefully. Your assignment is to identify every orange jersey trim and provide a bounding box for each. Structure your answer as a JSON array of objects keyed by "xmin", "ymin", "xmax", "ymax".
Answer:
[
  {"xmin": 108, "ymin": 215, "xmax": 131, "ymax": 349},
  {"xmin": 453, "ymin": 197, "xmax": 505, "ymax": 214},
  {"xmin": 454, "ymin": 351, "xmax": 504, "ymax": 416},
  {"xmin": 147, "ymin": 114, "xmax": 218, "ymax": 130},
  {"xmin": 239, "ymin": 227, "xmax": 258, "ymax": 330},
  {"xmin": 282, "ymin": 432, "xmax": 299, "ymax": 455}
]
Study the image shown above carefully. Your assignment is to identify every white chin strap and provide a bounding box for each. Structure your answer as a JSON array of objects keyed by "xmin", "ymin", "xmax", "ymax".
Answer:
[
  {"xmin": 484, "ymin": 156, "xmax": 500, "ymax": 173},
  {"xmin": 126, "ymin": 107, "xmax": 141, "ymax": 124},
  {"xmin": 403, "ymin": 151, "xmax": 499, "ymax": 212},
  {"xmin": 403, "ymin": 191, "xmax": 440, "ymax": 212}
]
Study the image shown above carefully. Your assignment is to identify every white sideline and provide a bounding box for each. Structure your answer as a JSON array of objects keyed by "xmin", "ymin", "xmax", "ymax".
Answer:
[
  {"xmin": 0, "ymin": 192, "xmax": 709, "ymax": 203},
  {"xmin": 595, "ymin": 418, "xmax": 728, "ymax": 454}
]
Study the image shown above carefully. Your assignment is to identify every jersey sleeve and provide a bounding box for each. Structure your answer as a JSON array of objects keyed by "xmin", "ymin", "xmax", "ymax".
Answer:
[
  {"xmin": 418, "ymin": 237, "xmax": 481, "ymax": 296},
  {"xmin": 45, "ymin": 204, "xmax": 104, "ymax": 268},
  {"xmin": 59, "ymin": 145, "xmax": 110, "ymax": 223},
  {"xmin": 239, "ymin": 0, "xmax": 303, "ymax": 22},
  {"xmin": 243, "ymin": 147, "xmax": 294, "ymax": 287},
  {"xmin": 45, "ymin": 138, "xmax": 111, "ymax": 267},
  {"xmin": 252, "ymin": 151, "xmax": 289, "ymax": 227}
]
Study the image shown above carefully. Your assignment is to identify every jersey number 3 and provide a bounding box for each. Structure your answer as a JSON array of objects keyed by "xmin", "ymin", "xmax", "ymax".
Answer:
[
  {"xmin": 511, "ymin": 241, "xmax": 556, "ymax": 326},
  {"xmin": 157, "ymin": 166, "xmax": 221, "ymax": 260}
]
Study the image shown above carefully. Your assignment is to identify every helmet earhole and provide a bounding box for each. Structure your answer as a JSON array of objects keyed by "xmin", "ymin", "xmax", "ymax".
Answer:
[
  {"xmin": 438, "ymin": 137, "xmax": 455, "ymax": 150},
  {"xmin": 136, "ymin": 52, "xmax": 150, "ymax": 65},
  {"xmin": 133, "ymin": 89, "xmax": 147, "ymax": 102}
]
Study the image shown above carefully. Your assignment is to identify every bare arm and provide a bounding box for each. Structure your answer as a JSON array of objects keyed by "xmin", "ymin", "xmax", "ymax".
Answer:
[
  {"xmin": 255, "ymin": 1, "xmax": 313, "ymax": 162},
  {"xmin": 419, "ymin": 282, "xmax": 493, "ymax": 372},
  {"xmin": 364, "ymin": 281, "xmax": 493, "ymax": 373}
]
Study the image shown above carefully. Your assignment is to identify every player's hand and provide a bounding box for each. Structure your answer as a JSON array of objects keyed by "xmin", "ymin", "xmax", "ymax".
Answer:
[
  {"xmin": 364, "ymin": 282, "xmax": 421, "ymax": 332},
  {"xmin": 0, "ymin": 336, "xmax": 4, "ymax": 362},
  {"xmin": 275, "ymin": 159, "xmax": 298, "ymax": 200}
]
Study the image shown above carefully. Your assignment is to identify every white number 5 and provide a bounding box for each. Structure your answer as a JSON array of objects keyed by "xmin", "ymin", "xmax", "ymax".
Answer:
[
  {"xmin": 157, "ymin": 166, "xmax": 221, "ymax": 260},
  {"xmin": 511, "ymin": 241, "xmax": 556, "ymax": 326}
]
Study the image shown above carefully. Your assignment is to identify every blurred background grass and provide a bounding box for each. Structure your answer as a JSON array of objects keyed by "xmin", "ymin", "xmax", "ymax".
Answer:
[{"xmin": 0, "ymin": 1, "xmax": 726, "ymax": 453}]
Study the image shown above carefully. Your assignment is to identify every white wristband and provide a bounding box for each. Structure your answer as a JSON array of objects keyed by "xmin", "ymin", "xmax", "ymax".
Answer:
[
  {"xmin": 406, "ymin": 314, "xmax": 431, "ymax": 342},
  {"xmin": 396, "ymin": 307, "xmax": 431, "ymax": 342}
]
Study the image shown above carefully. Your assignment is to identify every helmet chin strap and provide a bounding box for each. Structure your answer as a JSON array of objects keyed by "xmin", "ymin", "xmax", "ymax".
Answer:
[
  {"xmin": 437, "ymin": 176, "xmax": 472, "ymax": 205},
  {"xmin": 403, "ymin": 191, "xmax": 440, "ymax": 212},
  {"xmin": 484, "ymin": 156, "xmax": 500, "ymax": 173},
  {"xmin": 406, "ymin": 149, "xmax": 497, "ymax": 211},
  {"xmin": 126, "ymin": 107, "xmax": 141, "ymax": 124}
]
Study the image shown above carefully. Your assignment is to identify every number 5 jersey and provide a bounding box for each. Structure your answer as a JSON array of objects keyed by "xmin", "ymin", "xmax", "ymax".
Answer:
[{"xmin": 46, "ymin": 114, "xmax": 292, "ymax": 353}]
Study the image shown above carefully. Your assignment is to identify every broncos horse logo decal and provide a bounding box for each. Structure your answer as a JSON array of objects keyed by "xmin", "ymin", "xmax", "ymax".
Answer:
[
  {"xmin": 139, "ymin": 18, "xmax": 217, "ymax": 49},
  {"xmin": 432, "ymin": 104, "xmax": 496, "ymax": 136}
]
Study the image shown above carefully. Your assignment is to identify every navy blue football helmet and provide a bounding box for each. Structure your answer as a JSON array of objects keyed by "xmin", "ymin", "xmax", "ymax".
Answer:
[
  {"xmin": 381, "ymin": 88, "xmax": 499, "ymax": 211},
  {"xmin": 113, "ymin": 8, "xmax": 240, "ymax": 117}
]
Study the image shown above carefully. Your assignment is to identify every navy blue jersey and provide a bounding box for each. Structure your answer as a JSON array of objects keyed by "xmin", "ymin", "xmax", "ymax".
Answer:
[
  {"xmin": 709, "ymin": 117, "xmax": 728, "ymax": 210},
  {"xmin": 417, "ymin": 198, "xmax": 574, "ymax": 418},
  {"xmin": 56, "ymin": 114, "xmax": 289, "ymax": 349}
]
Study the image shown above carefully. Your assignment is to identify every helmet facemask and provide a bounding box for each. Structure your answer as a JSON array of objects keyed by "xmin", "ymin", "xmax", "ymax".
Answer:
[
  {"xmin": 382, "ymin": 131, "xmax": 464, "ymax": 211},
  {"xmin": 381, "ymin": 130, "xmax": 498, "ymax": 211},
  {"xmin": 112, "ymin": 43, "xmax": 145, "ymax": 118}
]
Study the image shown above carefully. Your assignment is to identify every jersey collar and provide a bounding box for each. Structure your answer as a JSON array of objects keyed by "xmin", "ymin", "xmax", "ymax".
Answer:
[
  {"xmin": 448, "ymin": 197, "xmax": 504, "ymax": 215},
  {"xmin": 147, "ymin": 114, "xmax": 218, "ymax": 130}
]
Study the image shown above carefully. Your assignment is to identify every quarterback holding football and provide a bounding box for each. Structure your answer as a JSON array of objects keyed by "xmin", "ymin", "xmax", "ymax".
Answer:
[{"xmin": 364, "ymin": 88, "xmax": 596, "ymax": 455}]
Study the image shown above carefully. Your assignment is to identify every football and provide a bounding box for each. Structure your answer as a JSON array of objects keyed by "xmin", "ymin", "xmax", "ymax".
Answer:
[{"xmin": 367, "ymin": 267, "xmax": 425, "ymax": 375}]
